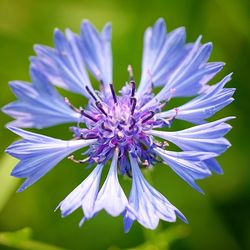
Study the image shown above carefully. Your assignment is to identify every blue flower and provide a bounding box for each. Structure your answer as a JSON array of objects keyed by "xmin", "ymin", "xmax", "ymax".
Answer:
[{"xmin": 3, "ymin": 18, "xmax": 235, "ymax": 232}]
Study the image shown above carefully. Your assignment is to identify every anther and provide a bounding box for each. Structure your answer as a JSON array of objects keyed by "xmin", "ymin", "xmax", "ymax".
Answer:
[
  {"xmin": 109, "ymin": 83, "xmax": 117, "ymax": 104},
  {"xmin": 165, "ymin": 108, "xmax": 179, "ymax": 122},
  {"xmin": 117, "ymin": 131, "xmax": 124, "ymax": 139},
  {"xmin": 154, "ymin": 140, "xmax": 169, "ymax": 148},
  {"xmin": 68, "ymin": 155, "xmax": 90, "ymax": 164},
  {"xmin": 117, "ymin": 124, "xmax": 123, "ymax": 130},
  {"xmin": 128, "ymin": 64, "xmax": 134, "ymax": 81},
  {"xmin": 130, "ymin": 80, "xmax": 136, "ymax": 97},
  {"xmin": 162, "ymin": 141, "xmax": 169, "ymax": 147},
  {"xmin": 101, "ymin": 122, "xmax": 112, "ymax": 132},
  {"xmin": 129, "ymin": 117, "xmax": 136, "ymax": 130},
  {"xmin": 84, "ymin": 134, "xmax": 99, "ymax": 139},
  {"xmin": 92, "ymin": 157, "xmax": 100, "ymax": 163},
  {"xmin": 130, "ymin": 97, "xmax": 137, "ymax": 115},
  {"xmin": 96, "ymin": 101, "xmax": 108, "ymax": 116},
  {"xmin": 142, "ymin": 111, "xmax": 155, "ymax": 123},
  {"xmin": 80, "ymin": 109, "xmax": 98, "ymax": 122},
  {"xmin": 85, "ymin": 86, "xmax": 98, "ymax": 101},
  {"xmin": 142, "ymin": 160, "xmax": 149, "ymax": 166},
  {"xmin": 64, "ymin": 97, "xmax": 80, "ymax": 113}
]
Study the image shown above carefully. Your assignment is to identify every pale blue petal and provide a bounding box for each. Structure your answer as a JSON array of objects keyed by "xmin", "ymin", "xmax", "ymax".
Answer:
[
  {"xmin": 58, "ymin": 164, "xmax": 103, "ymax": 218},
  {"xmin": 123, "ymin": 213, "xmax": 134, "ymax": 233},
  {"xmin": 157, "ymin": 74, "xmax": 235, "ymax": 124},
  {"xmin": 141, "ymin": 18, "xmax": 166, "ymax": 72},
  {"xmin": 149, "ymin": 117, "xmax": 234, "ymax": 155},
  {"xmin": 5, "ymin": 127, "xmax": 97, "ymax": 192},
  {"xmin": 204, "ymin": 158, "xmax": 223, "ymax": 174},
  {"xmin": 137, "ymin": 18, "xmax": 188, "ymax": 96},
  {"xmin": 153, "ymin": 148, "xmax": 214, "ymax": 193},
  {"xmin": 142, "ymin": 35, "xmax": 224, "ymax": 109},
  {"xmin": 32, "ymin": 28, "xmax": 95, "ymax": 97},
  {"xmin": 92, "ymin": 149, "xmax": 128, "ymax": 216},
  {"xmin": 3, "ymin": 68, "xmax": 81, "ymax": 129},
  {"xmin": 123, "ymin": 154, "xmax": 187, "ymax": 232},
  {"xmin": 80, "ymin": 20, "xmax": 112, "ymax": 95}
]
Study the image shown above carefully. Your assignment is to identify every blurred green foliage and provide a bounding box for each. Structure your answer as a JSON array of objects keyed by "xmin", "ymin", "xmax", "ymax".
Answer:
[
  {"xmin": 0, "ymin": 155, "xmax": 19, "ymax": 213},
  {"xmin": 0, "ymin": 0, "xmax": 249, "ymax": 249},
  {"xmin": 0, "ymin": 228, "xmax": 66, "ymax": 250}
]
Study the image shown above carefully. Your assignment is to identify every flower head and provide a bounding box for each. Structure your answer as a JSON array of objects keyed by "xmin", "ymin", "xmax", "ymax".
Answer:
[{"xmin": 3, "ymin": 18, "xmax": 235, "ymax": 232}]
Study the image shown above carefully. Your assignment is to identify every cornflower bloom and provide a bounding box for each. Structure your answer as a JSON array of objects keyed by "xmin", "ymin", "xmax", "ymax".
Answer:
[{"xmin": 3, "ymin": 18, "xmax": 235, "ymax": 232}]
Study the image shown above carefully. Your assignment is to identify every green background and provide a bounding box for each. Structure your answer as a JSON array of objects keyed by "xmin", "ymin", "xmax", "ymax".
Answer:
[{"xmin": 0, "ymin": 0, "xmax": 249, "ymax": 249}]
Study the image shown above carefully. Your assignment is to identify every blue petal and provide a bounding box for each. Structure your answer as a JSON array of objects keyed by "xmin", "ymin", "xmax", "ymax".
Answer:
[
  {"xmin": 149, "ymin": 117, "xmax": 234, "ymax": 155},
  {"xmin": 5, "ymin": 127, "xmax": 97, "ymax": 192},
  {"xmin": 80, "ymin": 20, "xmax": 112, "ymax": 95},
  {"xmin": 141, "ymin": 18, "xmax": 166, "ymax": 72},
  {"xmin": 58, "ymin": 164, "xmax": 104, "ymax": 218},
  {"xmin": 123, "ymin": 154, "xmax": 187, "ymax": 232},
  {"xmin": 204, "ymin": 158, "xmax": 223, "ymax": 174},
  {"xmin": 157, "ymin": 74, "xmax": 235, "ymax": 124},
  {"xmin": 123, "ymin": 212, "xmax": 134, "ymax": 233},
  {"xmin": 32, "ymin": 28, "xmax": 95, "ymax": 97},
  {"xmin": 137, "ymin": 18, "xmax": 188, "ymax": 96},
  {"xmin": 141, "ymin": 33, "xmax": 224, "ymax": 109},
  {"xmin": 153, "ymin": 148, "xmax": 214, "ymax": 193},
  {"xmin": 3, "ymin": 68, "xmax": 81, "ymax": 129},
  {"xmin": 92, "ymin": 148, "xmax": 129, "ymax": 217}
]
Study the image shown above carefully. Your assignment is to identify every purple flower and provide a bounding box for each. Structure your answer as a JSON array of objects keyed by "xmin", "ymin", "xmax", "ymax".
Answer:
[{"xmin": 3, "ymin": 18, "xmax": 235, "ymax": 232}]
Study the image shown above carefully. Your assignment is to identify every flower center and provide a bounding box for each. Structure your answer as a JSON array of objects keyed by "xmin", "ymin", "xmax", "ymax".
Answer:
[
  {"xmin": 66, "ymin": 75, "xmax": 169, "ymax": 176},
  {"xmin": 73, "ymin": 83, "xmax": 156, "ymax": 144}
]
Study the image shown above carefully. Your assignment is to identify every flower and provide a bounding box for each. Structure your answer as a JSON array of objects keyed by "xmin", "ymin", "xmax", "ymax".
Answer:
[{"xmin": 3, "ymin": 18, "xmax": 235, "ymax": 232}]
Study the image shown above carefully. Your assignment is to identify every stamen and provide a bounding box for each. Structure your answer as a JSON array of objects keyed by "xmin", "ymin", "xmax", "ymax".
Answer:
[
  {"xmin": 85, "ymin": 86, "xmax": 97, "ymax": 101},
  {"xmin": 129, "ymin": 117, "xmax": 136, "ymax": 130},
  {"xmin": 154, "ymin": 140, "xmax": 169, "ymax": 148},
  {"xmin": 142, "ymin": 111, "xmax": 155, "ymax": 123},
  {"xmin": 92, "ymin": 157, "xmax": 100, "ymax": 163},
  {"xmin": 101, "ymin": 122, "xmax": 112, "ymax": 132},
  {"xmin": 162, "ymin": 141, "xmax": 169, "ymax": 147},
  {"xmin": 130, "ymin": 97, "xmax": 137, "ymax": 115},
  {"xmin": 142, "ymin": 160, "xmax": 149, "ymax": 166},
  {"xmin": 165, "ymin": 108, "xmax": 179, "ymax": 122},
  {"xmin": 159, "ymin": 101, "xmax": 167, "ymax": 109},
  {"xmin": 128, "ymin": 64, "xmax": 134, "ymax": 81},
  {"xmin": 80, "ymin": 109, "xmax": 98, "ymax": 122},
  {"xmin": 64, "ymin": 97, "xmax": 80, "ymax": 113},
  {"xmin": 109, "ymin": 83, "xmax": 117, "ymax": 104},
  {"xmin": 117, "ymin": 131, "xmax": 124, "ymax": 139},
  {"xmin": 84, "ymin": 134, "xmax": 99, "ymax": 139},
  {"xmin": 130, "ymin": 80, "xmax": 136, "ymax": 97},
  {"xmin": 96, "ymin": 101, "xmax": 108, "ymax": 116},
  {"xmin": 117, "ymin": 123, "xmax": 123, "ymax": 130},
  {"xmin": 79, "ymin": 131, "xmax": 99, "ymax": 139},
  {"xmin": 68, "ymin": 155, "xmax": 90, "ymax": 164}
]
